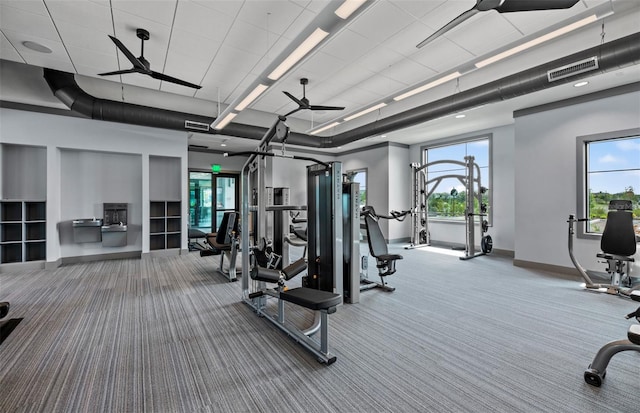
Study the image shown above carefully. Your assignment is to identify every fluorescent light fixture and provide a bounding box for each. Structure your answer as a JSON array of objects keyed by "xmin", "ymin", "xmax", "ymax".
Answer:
[
  {"xmin": 475, "ymin": 15, "xmax": 598, "ymax": 69},
  {"xmin": 574, "ymin": 81, "xmax": 589, "ymax": 87},
  {"xmin": 310, "ymin": 121, "xmax": 340, "ymax": 135},
  {"xmin": 344, "ymin": 102, "xmax": 387, "ymax": 121},
  {"xmin": 335, "ymin": 0, "xmax": 367, "ymax": 19},
  {"xmin": 268, "ymin": 28, "xmax": 329, "ymax": 80},
  {"xmin": 393, "ymin": 72, "xmax": 461, "ymax": 101},
  {"xmin": 455, "ymin": 114, "xmax": 466, "ymax": 119},
  {"xmin": 235, "ymin": 84, "xmax": 268, "ymax": 111},
  {"xmin": 214, "ymin": 112, "xmax": 237, "ymax": 130}
]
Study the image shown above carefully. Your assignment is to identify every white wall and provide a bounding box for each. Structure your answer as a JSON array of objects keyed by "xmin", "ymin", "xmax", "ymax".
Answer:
[
  {"xmin": 188, "ymin": 150, "xmax": 248, "ymax": 173},
  {"xmin": 0, "ymin": 108, "xmax": 188, "ymax": 265},
  {"xmin": 387, "ymin": 145, "xmax": 411, "ymax": 241},
  {"xmin": 514, "ymin": 91, "xmax": 640, "ymax": 271}
]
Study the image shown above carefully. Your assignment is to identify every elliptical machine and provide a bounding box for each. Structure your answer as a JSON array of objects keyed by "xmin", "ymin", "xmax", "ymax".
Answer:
[{"xmin": 584, "ymin": 291, "xmax": 640, "ymax": 387}]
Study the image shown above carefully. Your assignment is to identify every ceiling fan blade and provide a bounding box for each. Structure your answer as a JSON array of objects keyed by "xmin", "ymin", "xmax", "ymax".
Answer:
[
  {"xmin": 495, "ymin": 0, "xmax": 580, "ymax": 13},
  {"xmin": 416, "ymin": 8, "xmax": 479, "ymax": 48},
  {"xmin": 150, "ymin": 71, "xmax": 202, "ymax": 89},
  {"xmin": 107, "ymin": 35, "xmax": 146, "ymax": 71},
  {"xmin": 283, "ymin": 91, "xmax": 306, "ymax": 107},
  {"xmin": 98, "ymin": 68, "xmax": 138, "ymax": 76},
  {"xmin": 308, "ymin": 105, "xmax": 345, "ymax": 111}
]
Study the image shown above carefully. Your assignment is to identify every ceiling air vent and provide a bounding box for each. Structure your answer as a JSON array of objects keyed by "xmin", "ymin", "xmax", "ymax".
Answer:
[
  {"xmin": 547, "ymin": 56, "xmax": 598, "ymax": 82},
  {"xmin": 185, "ymin": 120, "xmax": 210, "ymax": 132}
]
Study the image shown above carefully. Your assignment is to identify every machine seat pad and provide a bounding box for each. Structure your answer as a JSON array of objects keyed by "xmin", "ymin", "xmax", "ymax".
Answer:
[
  {"xmin": 628, "ymin": 324, "xmax": 640, "ymax": 345},
  {"xmin": 280, "ymin": 288, "xmax": 342, "ymax": 310},
  {"xmin": 207, "ymin": 233, "xmax": 232, "ymax": 251},
  {"xmin": 376, "ymin": 253, "xmax": 403, "ymax": 261},
  {"xmin": 250, "ymin": 267, "xmax": 281, "ymax": 283},
  {"xmin": 596, "ymin": 252, "xmax": 634, "ymax": 262}
]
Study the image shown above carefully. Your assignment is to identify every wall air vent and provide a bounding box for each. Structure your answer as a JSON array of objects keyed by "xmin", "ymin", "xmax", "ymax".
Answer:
[
  {"xmin": 547, "ymin": 56, "xmax": 598, "ymax": 82},
  {"xmin": 185, "ymin": 120, "xmax": 210, "ymax": 132}
]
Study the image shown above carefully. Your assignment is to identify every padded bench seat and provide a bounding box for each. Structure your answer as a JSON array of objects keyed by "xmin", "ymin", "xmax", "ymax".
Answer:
[{"xmin": 280, "ymin": 287, "xmax": 342, "ymax": 311}]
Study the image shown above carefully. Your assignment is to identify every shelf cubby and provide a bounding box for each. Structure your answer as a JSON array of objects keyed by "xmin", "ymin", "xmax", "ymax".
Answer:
[
  {"xmin": 149, "ymin": 201, "xmax": 181, "ymax": 251},
  {"xmin": 0, "ymin": 200, "xmax": 47, "ymax": 264}
]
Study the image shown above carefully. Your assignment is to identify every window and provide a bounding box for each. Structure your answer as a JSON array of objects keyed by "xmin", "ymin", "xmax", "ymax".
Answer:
[
  {"xmin": 189, "ymin": 171, "xmax": 238, "ymax": 232},
  {"xmin": 421, "ymin": 136, "xmax": 491, "ymax": 221},
  {"xmin": 347, "ymin": 169, "xmax": 367, "ymax": 207},
  {"xmin": 577, "ymin": 130, "xmax": 640, "ymax": 237}
]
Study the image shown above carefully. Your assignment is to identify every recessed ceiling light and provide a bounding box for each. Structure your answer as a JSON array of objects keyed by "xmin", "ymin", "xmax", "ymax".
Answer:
[
  {"xmin": 455, "ymin": 114, "xmax": 466, "ymax": 119},
  {"xmin": 220, "ymin": 143, "xmax": 227, "ymax": 147},
  {"xmin": 22, "ymin": 41, "xmax": 52, "ymax": 53},
  {"xmin": 574, "ymin": 81, "xmax": 589, "ymax": 87}
]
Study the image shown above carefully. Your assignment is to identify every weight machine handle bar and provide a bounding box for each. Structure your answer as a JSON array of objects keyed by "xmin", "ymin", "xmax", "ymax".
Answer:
[{"xmin": 225, "ymin": 151, "xmax": 331, "ymax": 168}]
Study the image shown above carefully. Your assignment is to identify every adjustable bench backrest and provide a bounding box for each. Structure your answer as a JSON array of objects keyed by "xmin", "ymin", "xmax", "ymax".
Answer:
[
  {"xmin": 601, "ymin": 200, "xmax": 636, "ymax": 257},
  {"xmin": 216, "ymin": 211, "xmax": 239, "ymax": 246},
  {"xmin": 365, "ymin": 214, "xmax": 388, "ymax": 258}
]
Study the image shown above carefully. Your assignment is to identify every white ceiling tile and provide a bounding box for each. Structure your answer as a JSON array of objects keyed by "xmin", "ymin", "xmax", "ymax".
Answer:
[
  {"xmin": 46, "ymin": 0, "xmax": 112, "ymax": 33},
  {"xmin": 502, "ymin": 7, "xmax": 588, "ymax": 36},
  {"xmin": 213, "ymin": 44, "xmax": 261, "ymax": 72},
  {"xmin": 0, "ymin": 5, "xmax": 60, "ymax": 41},
  {"xmin": 192, "ymin": 0, "xmax": 243, "ymax": 18},
  {"xmin": 331, "ymin": 63, "xmax": 376, "ymax": 87},
  {"xmin": 250, "ymin": 36, "xmax": 293, "ymax": 76},
  {"xmin": 410, "ymin": 37, "xmax": 474, "ymax": 73},
  {"xmin": 0, "ymin": 31, "xmax": 24, "ymax": 63},
  {"xmin": 199, "ymin": 62, "xmax": 251, "ymax": 103},
  {"xmin": 163, "ymin": 51, "xmax": 210, "ymax": 83},
  {"xmin": 55, "ymin": 22, "xmax": 117, "ymax": 56},
  {"xmin": 292, "ymin": 0, "xmax": 331, "ymax": 14},
  {"xmin": 1, "ymin": 0, "xmax": 49, "ymax": 16},
  {"xmin": 353, "ymin": 74, "xmax": 405, "ymax": 97},
  {"xmin": 294, "ymin": 51, "xmax": 345, "ymax": 78},
  {"xmin": 159, "ymin": 81, "xmax": 200, "ymax": 97},
  {"xmin": 378, "ymin": 57, "xmax": 436, "ymax": 87},
  {"xmin": 111, "ymin": 0, "xmax": 177, "ymax": 26},
  {"xmin": 223, "ymin": 18, "xmax": 272, "ymax": 55},
  {"xmin": 169, "ymin": 28, "xmax": 222, "ymax": 61},
  {"xmin": 446, "ymin": 12, "xmax": 521, "ymax": 56},
  {"xmin": 173, "ymin": 1, "xmax": 234, "ymax": 41},
  {"xmin": 419, "ymin": 0, "xmax": 474, "ymax": 31},
  {"xmin": 235, "ymin": 0, "xmax": 305, "ymax": 37},
  {"xmin": 321, "ymin": 29, "xmax": 375, "ymax": 62},
  {"xmin": 347, "ymin": 0, "xmax": 413, "ymax": 44},
  {"xmin": 20, "ymin": 50, "xmax": 75, "ymax": 72},
  {"xmin": 356, "ymin": 48, "xmax": 405, "ymax": 75},
  {"xmin": 278, "ymin": 8, "xmax": 318, "ymax": 41},
  {"xmin": 381, "ymin": 20, "xmax": 434, "ymax": 56},
  {"xmin": 119, "ymin": 74, "xmax": 162, "ymax": 90},
  {"xmin": 66, "ymin": 45, "xmax": 117, "ymax": 74},
  {"xmin": 2, "ymin": 29, "xmax": 67, "ymax": 60},
  {"xmin": 392, "ymin": 0, "xmax": 446, "ymax": 19}
]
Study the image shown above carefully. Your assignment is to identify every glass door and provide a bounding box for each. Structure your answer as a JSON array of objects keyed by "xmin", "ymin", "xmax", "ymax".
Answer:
[
  {"xmin": 189, "ymin": 172, "xmax": 213, "ymax": 233},
  {"xmin": 214, "ymin": 176, "xmax": 237, "ymax": 230},
  {"xmin": 189, "ymin": 172, "xmax": 238, "ymax": 233}
]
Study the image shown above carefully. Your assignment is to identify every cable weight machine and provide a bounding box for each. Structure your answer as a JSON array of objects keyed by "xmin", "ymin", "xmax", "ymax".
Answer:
[{"xmin": 408, "ymin": 155, "xmax": 491, "ymax": 260}]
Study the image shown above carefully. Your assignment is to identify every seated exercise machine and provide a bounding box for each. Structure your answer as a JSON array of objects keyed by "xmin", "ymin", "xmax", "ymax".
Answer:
[
  {"xmin": 360, "ymin": 206, "xmax": 404, "ymax": 292},
  {"xmin": 584, "ymin": 291, "xmax": 640, "ymax": 387},
  {"xmin": 568, "ymin": 200, "xmax": 639, "ymax": 297},
  {"xmin": 233, "ymin": 115, "xmax": 343, "ymax": 364},
  {"xmin": 200, "ymin": 211, "xmax": 240, "ymax": 282},
  {"xmin": 188, "ymin": 228, "xmax": 209, "ymax": 251}
]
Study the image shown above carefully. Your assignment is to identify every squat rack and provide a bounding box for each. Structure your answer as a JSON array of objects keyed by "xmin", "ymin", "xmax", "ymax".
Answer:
[{"xmin": 408, "ymin": 155, "xmax": 490, "ymax": 260}]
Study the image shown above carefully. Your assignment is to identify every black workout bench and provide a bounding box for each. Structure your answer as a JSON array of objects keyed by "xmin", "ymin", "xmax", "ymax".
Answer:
[{"xmin": 247, "ymin": 260, "xmax": 342, "ymax": 364}]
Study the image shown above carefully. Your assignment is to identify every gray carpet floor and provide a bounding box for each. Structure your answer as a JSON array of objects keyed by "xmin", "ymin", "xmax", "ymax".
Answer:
[{"xmin": 0, "ymin": 245, "xmax": 638, "ymax": 413}]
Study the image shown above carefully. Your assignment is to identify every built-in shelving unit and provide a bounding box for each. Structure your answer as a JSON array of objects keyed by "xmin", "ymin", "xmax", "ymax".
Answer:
[
  {"xmin": 150, "ymin": 201, "xmax": 181, "ymax": 250},
  {"xmin": 0, "ymin": 200, "xmax": 46, "ymax": 263}
]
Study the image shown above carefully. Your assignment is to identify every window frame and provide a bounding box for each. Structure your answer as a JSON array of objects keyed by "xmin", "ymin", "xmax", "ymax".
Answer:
[
  {"xmin": 576, "ymin": 127, "xmax": 640, "ymax": 240},
  {"xmin": 346, "ymin": 168, "xmax": 367, "ymax": 207},
  {"xmin": 420, "ymin": 134, "xmax": 493, "ymax": 224}
]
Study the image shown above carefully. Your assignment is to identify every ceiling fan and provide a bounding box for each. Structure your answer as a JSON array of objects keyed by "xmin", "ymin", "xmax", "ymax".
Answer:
[
  {"xmin": 283, "ymin": 78, "xmax": 345, "ymax": 117},
  {"xmin": 99, "ymin": 28, "xmax": 202, "ymax": 89},
  {"xmin": 416, "ymin": 0, "xmax": 580, "ymax": 48}
]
